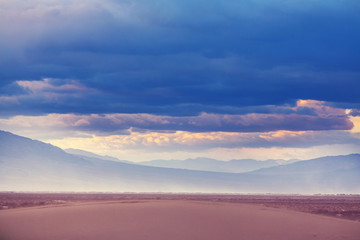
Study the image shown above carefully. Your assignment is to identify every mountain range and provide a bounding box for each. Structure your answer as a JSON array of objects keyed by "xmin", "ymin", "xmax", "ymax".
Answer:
[
  {"xmin": 134, "ymin": 158, "xmax": 298, "ymax": 173},
  {"xmin": 65, "ymin": 148, "xmax": 297, "ymax": 173},
  {"xmin": 1, "ymin": 130, "xmax": 359, "ymax": 194}
]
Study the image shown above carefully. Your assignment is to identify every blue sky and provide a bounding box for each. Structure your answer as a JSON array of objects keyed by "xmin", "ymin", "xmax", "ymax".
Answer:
[{"xmin": 0, "ymin": 0, "xmax": 359, "ymax": 161}]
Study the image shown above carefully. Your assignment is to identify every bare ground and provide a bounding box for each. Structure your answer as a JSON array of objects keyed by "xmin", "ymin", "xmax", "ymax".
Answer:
[
  {"xmin": 0, "ymin": 195, "xmax": 360, "ymax": 240},
  {"xmin": 1, "ymin": 193, "xmax": 360, "ymax": 221}
]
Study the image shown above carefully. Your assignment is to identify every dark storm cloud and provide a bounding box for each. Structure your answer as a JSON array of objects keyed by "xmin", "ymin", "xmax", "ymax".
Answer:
[
  {"xmin": 0, "ymin": 0, "xmax": 359, "ymax": 116},
  {"xmin": 66, "ymin": 113, "xmax": 354, "ymax": 133},
  {"xmin": 349, "ymin": 109, "xmax": 360, "ymax": 117},
  {"xmin": 0, "ymin": 110, "xmax": 354, "ymax": 139}
]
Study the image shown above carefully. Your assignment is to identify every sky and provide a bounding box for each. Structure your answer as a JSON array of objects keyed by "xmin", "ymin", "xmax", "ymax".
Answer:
[{"xmin": 0, "ymin": 0, "xmax": 359, "ymax": 161}]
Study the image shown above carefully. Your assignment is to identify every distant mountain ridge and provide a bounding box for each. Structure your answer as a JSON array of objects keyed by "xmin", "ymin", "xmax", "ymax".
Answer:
[
  {"xmin": 1, "ymin": 130, "xmax": 359, "ymax": 194},
  {"xmin": 136, "ymin": 158, "xmax": 297, "ymax": 173},
  {"xmin": 64, "ymin": 148, "xmax": 298, "ymax": 173},
  {"xmin": 65, "ymin": 148, "xmax": 133, "ymax": 164}
]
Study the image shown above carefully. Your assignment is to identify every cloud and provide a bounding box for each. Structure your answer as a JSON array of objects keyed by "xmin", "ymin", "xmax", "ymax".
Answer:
[
  {"xmin": 46, "ymin": 129, "xmax": 360, "ymax": 156},
  {"xmin": 41, "ymin": 113, "xmax": 360, "ymax": 161},
  {"xmin": 0, "ymin": 1, "xmax": 359, "ymax": 117},
  {"xmin": 0, "ymin": 99, "xmax": 354, "ymax": 135},
  {"xmin": 0, "ymin": 78, "xmax": 102, "ymax": 115},
  {"xmin": 349, "ymin": 109, "xmax": 360, "ymax": 117},
  {"xmin": 1, "ymin": 100, "xmax": 358, "ymax": 161},
  {"xmin": 349, "ymin": 116, "xmax": 360, "ymax": 133},
  {"xmin": 17, "ymin": 78, "xmax": 92, "ymax": 97},
  {"xmin": 1, "ymin": 75, "xmax": 359, "ymax": 121},
  {"xmin": 0, "ymin": 1, "xmax": 359, "ymax": 161}
]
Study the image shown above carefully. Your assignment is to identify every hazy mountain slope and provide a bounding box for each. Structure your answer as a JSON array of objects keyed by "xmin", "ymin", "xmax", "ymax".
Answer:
[
  {"xmin": 66, "ymin": 150, "xmax": 291, "ymax": 173},
  {"xmin": 137, "ymin": 158, "xmax": 291, "ymax": 173},
  {"xmin": 64, "ymin": 148, "xmax": 133, "ymax": 164},
  {"xmin": 1, "ymin": 130, "xmax": 359, "ymax": 194},
  {"xmin": 0, "ymin": 130, "xmax": 247, "ymax": 192},
  {"xmin": 251, "ymin": 154, "xmax": 360, "ymax": 175},
  {"xmin": 246, "ymin": 154, "xmax": 360, "ymax": 193}
]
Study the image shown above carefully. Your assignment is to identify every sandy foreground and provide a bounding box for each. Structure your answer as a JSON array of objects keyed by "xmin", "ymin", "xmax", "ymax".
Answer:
[{"xmin": 0, "ymin": 200, "xmax": 359, "ymax": 240}]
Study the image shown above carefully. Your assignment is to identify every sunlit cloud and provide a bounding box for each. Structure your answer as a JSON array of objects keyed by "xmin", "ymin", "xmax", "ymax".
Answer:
[
  {"xmin": 47, "ymin": 128, "xmax": 360, "ymax": 153},
  {"xmin": 17, "ymin": 78, "xmax": 87, "ymax": 93},
  {"xmin": 47, "ymin": 131, "xmax": 360, "ymax": 162},
  {"xmin": 295, "ymin": 99, "xmax": 347, "ymax": 117},
  {"xmin": 349, "ymin": 116, "xmax": 360, "ymax": 133}
]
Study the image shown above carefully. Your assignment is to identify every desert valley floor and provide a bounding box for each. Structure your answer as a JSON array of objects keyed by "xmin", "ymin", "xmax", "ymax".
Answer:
[{"xmin": 0, "ymin": 193, "xmax": 359, "ymax": 240}]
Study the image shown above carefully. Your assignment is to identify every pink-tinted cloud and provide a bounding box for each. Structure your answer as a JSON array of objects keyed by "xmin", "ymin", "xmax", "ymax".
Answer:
[
  {"xmin": 0, "ymin": 79, "xmax": 100, "ymax": 115},
  {"xmin": 16, "ymin": 78, "xmax": 97, "ymax": 99},
  {"xmin": 0, "ymin": 99, "xmax": 354, "ymax": 134}
]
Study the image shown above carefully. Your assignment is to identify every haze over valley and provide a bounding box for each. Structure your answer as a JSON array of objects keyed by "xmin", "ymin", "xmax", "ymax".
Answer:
[{"xmin": 1, "ymin": 130, "xmax": 359, "ymax": 194}]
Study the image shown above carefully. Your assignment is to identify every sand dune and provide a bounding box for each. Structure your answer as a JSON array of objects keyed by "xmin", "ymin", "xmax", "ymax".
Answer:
[{"xmin": 0, "ymin": 200, "xmax": 359, "ymax": 240}]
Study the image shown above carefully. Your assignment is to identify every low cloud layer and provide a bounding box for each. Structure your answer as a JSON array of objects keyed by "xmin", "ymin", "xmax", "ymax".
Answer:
[
  {"xmin": 0, "ymin": 100, "xmax": 354, "ymax": 134},
  {"xmin": 48, "ymin": 129, "xmax": 360, "ymax": 152},
  {"xmin": 1, "ymin": 102, "xmax": 359, "ymax": 155}
]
